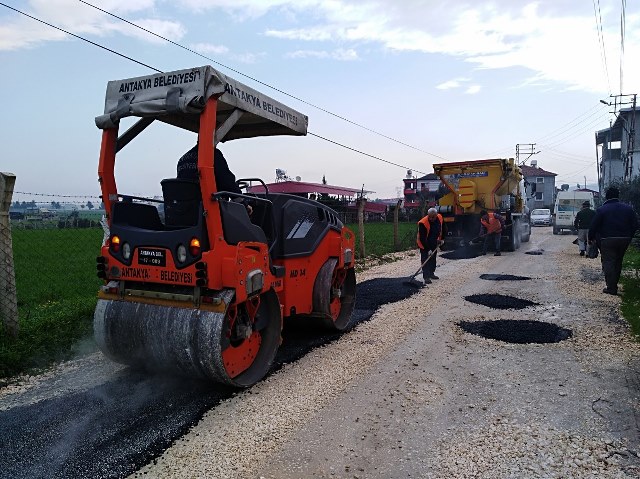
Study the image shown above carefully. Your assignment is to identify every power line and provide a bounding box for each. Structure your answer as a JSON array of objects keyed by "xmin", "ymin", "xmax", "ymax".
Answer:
[
  {"xmin": 592, "ymin": 0, "xmax": 612, "ymax": 94},
  {"xmin": 77, "ymin": 0, "xmax": 448, "ymax": 162},
  {"xmin": 542, "ymin": 112, "xmax": 610, "ymax": 149},
  {"xmin": 0, "ymin": 2, "xmax": 161, "ymax": 73},
  {"xmin": 0, "ymin": 2, "xmax": 432, "ymax": 176},
  {"xmin": 535, "ymin": 103, "xmax": 608, "ymax": 143},
  {"xmin": 620, "ymin": 0, "xmax": 626, "ymax": 94},
  {"xmin": 309, "ymin": 133, "xmax": 427, "ymax": 175},
  {"xmin": 481, "ymin": 103, "xmax": 608, "ymax": 159}
]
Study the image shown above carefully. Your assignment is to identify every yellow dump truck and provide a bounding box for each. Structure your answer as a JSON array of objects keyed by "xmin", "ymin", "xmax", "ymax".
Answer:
[{"xmin": 433, "ymin": 158, "xmax": 531, "ymax": 251}]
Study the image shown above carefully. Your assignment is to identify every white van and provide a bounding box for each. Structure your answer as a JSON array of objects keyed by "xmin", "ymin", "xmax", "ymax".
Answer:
[{"xmin": 553, "ymin": 191, "xmax": 595, "ymax": 235}]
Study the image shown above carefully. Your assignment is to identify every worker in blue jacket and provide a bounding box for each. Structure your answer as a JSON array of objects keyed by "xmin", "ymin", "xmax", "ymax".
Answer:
[{"xmin": 588, "ymin": 187, "xmax": 638, "ymax": 295}]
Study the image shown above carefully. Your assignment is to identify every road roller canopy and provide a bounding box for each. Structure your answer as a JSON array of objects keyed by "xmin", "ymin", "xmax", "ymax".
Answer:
[{"xmin": 95, "ymin": 65, "xmax": 308, "ymax": 141}]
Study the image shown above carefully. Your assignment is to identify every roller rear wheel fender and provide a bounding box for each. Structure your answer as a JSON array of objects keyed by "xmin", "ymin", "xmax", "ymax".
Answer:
[{"xmin": 313, "ymin": 259, "xmax": 356, "ymax": 331}]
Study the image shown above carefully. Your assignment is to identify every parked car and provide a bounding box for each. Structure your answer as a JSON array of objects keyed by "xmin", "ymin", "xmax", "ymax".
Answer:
[{"xmin": 530, "ymin": 208, "xmax": 552, "ymax": 226}]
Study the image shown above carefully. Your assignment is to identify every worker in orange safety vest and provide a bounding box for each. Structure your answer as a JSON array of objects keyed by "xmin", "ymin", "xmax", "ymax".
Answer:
[
  {"xmin": 416, "ymin": 208, "xmax": 444, "ymax": 284},
  {"xmin": 479, "ymin": 210, "xmax": 505, "ymax": 256}
]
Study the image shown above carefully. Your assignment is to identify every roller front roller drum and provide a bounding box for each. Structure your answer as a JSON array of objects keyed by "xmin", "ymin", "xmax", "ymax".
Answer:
[{"xmin": 94, "ymin": 289, "xmax": 282, "ymax": 387}]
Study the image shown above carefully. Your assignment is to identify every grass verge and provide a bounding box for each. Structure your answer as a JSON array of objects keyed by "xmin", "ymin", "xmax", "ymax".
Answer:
[
  {"xmin": 0, "ymin": 228, "xmax": 102, "ymax": 379},
  {"xmin": 0, "ymin": 222, "xmax": 417, "ymax": 379},
  {"xmin": 621, "ymin": 244, "xmax": 640, "ymax": 338}
]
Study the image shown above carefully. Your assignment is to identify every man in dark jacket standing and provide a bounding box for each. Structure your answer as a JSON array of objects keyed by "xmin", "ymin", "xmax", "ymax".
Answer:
[
  {"xmin": 588, "ymin": 187, "xmax": 638, "ymax": 295},
  {"xmin": 574, "ymin": 200, "xmax": 596, "ymax": 256}
]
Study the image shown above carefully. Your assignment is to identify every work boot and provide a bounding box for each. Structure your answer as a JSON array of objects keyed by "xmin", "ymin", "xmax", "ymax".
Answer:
[
  {"xmin": 423, "ymin": 278, "xmax": 432, "ymax": 285},
  {"xmin": 494, "ymin": 251, "xmax": 501, "ymax": 256},
  {"xmin": 579, "ymin": 251, "xmax": 585, "ymax": 257},
  {"xmin": 482, "ymin": 251, "xmax": 487, "ymax": 255},
  {"xmin": 429, "ymin": 275, "xmax": 439, "ymax": 280},
  {"xmin": 602, "ymin": 287, "xmax": 617, "ymax": 295}
]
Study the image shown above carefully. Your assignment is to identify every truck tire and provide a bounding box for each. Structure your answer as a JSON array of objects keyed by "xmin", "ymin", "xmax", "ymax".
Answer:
[
  {"xmin": 507, "ymin": 220, "xmax": 518, "ymax": 252},
  {"xmin": 521, "ymin": 223, "xmax": 530, "ymax": 243},
  {"xmin": 553, "ymin": 226, "xmax": 559, "ymax": 235}
]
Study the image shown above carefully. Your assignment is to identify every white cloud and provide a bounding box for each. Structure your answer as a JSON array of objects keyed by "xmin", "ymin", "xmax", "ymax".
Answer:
[
  {"xmin": 436, "ymin": 78, "xmax": 470, "ymax": 90},
  {"xmin": 191, "ymin": 42, "xmax": 229, "ymax": 55},
  {"xmin": 232, "ymin": 51, "xmax": 266, "ymax": 64},
  {"xmin": 0, "ymin": 0, "xmax": 185, "ymax": 51},
  {"xmin": 287, "ymin": 48, "xmax": 358, "ymax": 61},
  {"xmin": 265, "ymin": 27, "xmax": 333, "ymax": 42},
  {"xmin": 465, "ymin": 85, "xmax": 481, "ymax": 95},
  {"xmin": 212, "ymin": 0, "xmax": 640, "ymax": 94}
]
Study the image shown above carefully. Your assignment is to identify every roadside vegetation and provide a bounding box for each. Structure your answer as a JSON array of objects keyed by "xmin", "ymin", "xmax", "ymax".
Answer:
[
  {"xmin": 0, "ymin": 228, "xmax": 102, "ymax": 379},
  {"xmin": 346, "ymin": 221, "xmax": 416, "ymax": 258},
  {"xmin": 0, "ymin": 222, "xmax": 417, "ymax": 380},
  {"xmin": 621, "ymin": 241, "xmax": 640, "ymax": 338}
]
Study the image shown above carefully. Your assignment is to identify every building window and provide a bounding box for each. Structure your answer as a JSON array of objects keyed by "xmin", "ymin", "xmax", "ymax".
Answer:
[
  {"xmin": 535, "ymin": 192, "xmax": 543, "ymax": 201},
  {"xmin": 536, "ymin": 177, "xmax": 544, "ymax": 183}
]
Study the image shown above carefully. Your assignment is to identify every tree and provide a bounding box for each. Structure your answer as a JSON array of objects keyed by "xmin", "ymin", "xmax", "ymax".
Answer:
[
  {"xmin": 322, "ymin": 174, "xmax": 327, "ymax": 185},
  {"xmin": 613, "ymin": 177, "xmax": 640, "ymax": 213},
  {"xmin": 86, "ymin": 201, "xmax": 94, "ymax": 210}
]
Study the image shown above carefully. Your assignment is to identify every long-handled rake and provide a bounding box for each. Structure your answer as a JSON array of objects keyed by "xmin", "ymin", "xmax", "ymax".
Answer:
[{"xmin": 403, "ymin": 247, "xmax": 440, "ymax": 288}]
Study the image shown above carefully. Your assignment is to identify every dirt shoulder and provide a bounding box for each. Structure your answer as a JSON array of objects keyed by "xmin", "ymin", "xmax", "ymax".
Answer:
[{"xmin": 135, "ymin": 228, "xmax": 640, "ymax": 478}]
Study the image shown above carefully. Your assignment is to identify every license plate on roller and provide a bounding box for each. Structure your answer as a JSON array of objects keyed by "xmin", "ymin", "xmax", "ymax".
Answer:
[{"xmin": 138, "ymin": 248, "xmax": 166, "ymax": 267}]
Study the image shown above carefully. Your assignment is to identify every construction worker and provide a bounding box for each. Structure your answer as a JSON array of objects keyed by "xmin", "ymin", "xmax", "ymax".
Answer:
[
  {"xmin": 574, "ymin": 200, "xmax": 595, "ymax": 256},
  {"xmin": 417, "ymin": 207, "xmax": 444, "ymax": 284},
  {"xmin": 479, "ymin": 210, "xmax": 505, "ymax": 256},
  {"xmin": 177, "ymin": 144, "xmax": 242, "ymax": 194},
  {"xmin": 177, "ymin": 144, "xmax": 252, "ymax": 214}
]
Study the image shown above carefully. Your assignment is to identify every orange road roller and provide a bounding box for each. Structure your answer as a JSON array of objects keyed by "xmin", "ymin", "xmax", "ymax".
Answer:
[{"xmin": 93, "ymin": 66, "xmax": 356, "ymax": 387}]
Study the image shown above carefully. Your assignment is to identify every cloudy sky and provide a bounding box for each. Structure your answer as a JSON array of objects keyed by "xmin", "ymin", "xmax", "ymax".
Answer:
[{"xmin": 1, "ymin": 0, "xmax": 638, "ymax": 201}]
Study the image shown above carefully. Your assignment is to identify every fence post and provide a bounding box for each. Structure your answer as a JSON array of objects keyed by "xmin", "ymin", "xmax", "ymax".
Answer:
[
  {"xmin": 393, "ymin": 199, "xmax": 402, "ymax": 251},
  {"xmin": 0, "ymin": 172, "xmax": 19, "ymax": 338},
  {"xmin": 357, "ymin": 198, "xmax": 366, "ymax": 259}
]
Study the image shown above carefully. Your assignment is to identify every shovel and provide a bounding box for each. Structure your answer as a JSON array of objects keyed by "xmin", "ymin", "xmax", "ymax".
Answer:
[{"xmin": 403, "ymin": 247, "xmax": 440, "ymax": 288}]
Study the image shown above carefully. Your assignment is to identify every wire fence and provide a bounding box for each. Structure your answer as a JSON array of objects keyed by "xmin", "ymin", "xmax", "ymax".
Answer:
[{"xmin": 1, "ymin": 191, "xmax": 418, "ymax": 343}]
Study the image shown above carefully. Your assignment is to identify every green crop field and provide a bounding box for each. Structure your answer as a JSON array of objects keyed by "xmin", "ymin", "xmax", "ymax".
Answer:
[
  {"xmin": 346, "ymin": 222, "xmax": 417, "ymax": 258},
  {"xmin": 0, "ymin": 228, "xmax": 103, "ymax": 378},
  {"xmin": 0, "ymin": 221, "xmax": 415, "ymax": 379}
]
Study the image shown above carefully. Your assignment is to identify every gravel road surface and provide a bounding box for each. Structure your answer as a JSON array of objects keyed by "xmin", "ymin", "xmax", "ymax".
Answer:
[{"xmin": 1, "ymin": 227, "xmax": 638, "ymax": 478}]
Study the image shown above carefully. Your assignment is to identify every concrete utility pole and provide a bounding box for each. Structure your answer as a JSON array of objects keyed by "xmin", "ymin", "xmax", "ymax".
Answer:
[
  {"xmin": 515, "ymin": 143, "xmax": 540, "ymax": 166},
  {"xmin": 357, "ymin": 197, "xmax": 366, "ymax": 259},
  {"xmin": 393, "ymin": 199, "xmax": 402, "ymax": 251},
  {"xmin": 0, "ymin": 172, "xmax": 19, "ymax": 338},
  {"xmin": 600, "ymin": 93, "xmax": 638, "ymax": 182}
]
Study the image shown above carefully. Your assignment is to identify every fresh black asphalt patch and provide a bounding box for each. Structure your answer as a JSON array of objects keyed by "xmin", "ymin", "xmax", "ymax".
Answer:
[
  {"xmin": 441, "ymin": 248, "xmax": 482, "ymax": 260},
  {"xmin": 464, "ymin": 293, "xmax": 538, "ymax": 310},
  {"xmin": 0, "ymin": 277, "xmax": 419, "ymax": 479},
  {"xmin": 525, "ymin": 249, "xmax": 545, "ymax": 255},
  {"xmin": 479, "ymin": 274, "xmax": 532, "ymax": 281},
  {"xmin": 458, "ymin": 319, "xmax": 573, "ymax": 344}
]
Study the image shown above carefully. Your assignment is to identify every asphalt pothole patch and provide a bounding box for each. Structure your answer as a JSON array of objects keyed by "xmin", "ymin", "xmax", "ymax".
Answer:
[
  {"xmin": 441, "ymin": 248, "xmax": 482, "ymax": 260},
  {"xmin": 458, "ymin": 320, "xmax": 573, "ymax": 344},
  {"xmin": 525, "ymin": 249, "xmax": 545, "ymax": 255},
  {"xmin": 464, "ymin": 293, "xmax": 538, "ymax": 310},
  {"xmin": 479, "ymin": 274, "xmax": 531, "ymax": 281}
]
